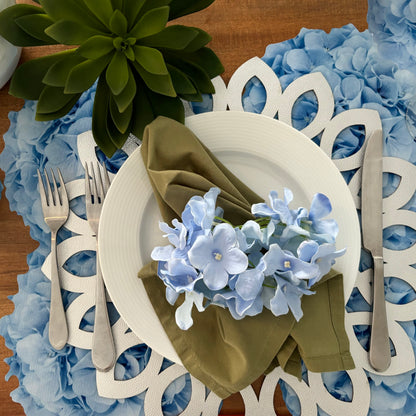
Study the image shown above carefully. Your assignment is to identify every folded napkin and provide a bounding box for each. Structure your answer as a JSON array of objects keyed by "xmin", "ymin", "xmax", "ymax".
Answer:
[{"xmin": 138, "ymin": 116, "xmax": 354, "ymax": 398}]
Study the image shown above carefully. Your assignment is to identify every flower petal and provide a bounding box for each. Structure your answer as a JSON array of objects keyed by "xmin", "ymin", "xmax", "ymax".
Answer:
[
  {"xmin": 235, "ymin": 268, "xmax": 264, "ymax": 301},
  {"xmin": 203, "ymin": 261, "xmax": 229, "ymax": 290},
  {"xmin": 223, "ymin": 247, "xmax": 248, "ymax": 274},
  {"xmin": 297, "ymin": 240, "xmax": 319, "ymax": 262},
  {"xmin": 166, "ymin": 286, "xmax": 179, "ymax": 305},
  {"xmin": 212, "ymin": 223, "xmax": 237, "ymax": 250},
  {"xmin": 188, "ymin": 234, "xmax": 213, "ymax": 269},
  {"xmin": 309, "ymin": 193, "xmax": 332, "ymax": 221},
  {"xmin": 151, "ymin": 244, "xmax": 174, "ymax": 261},
  {"xmin": 269, "ymin": 287, "xmax": 290, "ymax": 317}
]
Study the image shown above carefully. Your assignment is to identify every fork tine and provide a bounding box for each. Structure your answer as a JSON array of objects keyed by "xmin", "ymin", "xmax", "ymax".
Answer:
[
  {"xmin": 91, "ymin": 162, "xmax": 103, "ymax": 203},
  {"xmin": 37, "ymin": 169, "xmax": 48, "ymax": 207},
  {"xmin": 101, "ymin": 164, "xmax": 110, "ymax": 196},
  {"xmin": 50, "ymin": 169, "xmax": 61, "ymax": 206},
  {"xmin": 85, "ymin": 163, "xmax": 91, "ymax": 204},
  {"xmin": 57, "ymin": 168, "xmax": 68, "ymax": 209},
  {"xmin": 44, "ymin": 169, "xmax": 54, "ymax": 205},
  {"xmin": 95, "ymin": 162, "xmax": 106, "ymax": 201}
]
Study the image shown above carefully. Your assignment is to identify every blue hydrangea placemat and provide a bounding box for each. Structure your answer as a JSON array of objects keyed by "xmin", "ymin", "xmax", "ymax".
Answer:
[{"xmin": 1, "ymin": 1, "xmax": 416, "ymax": 415}]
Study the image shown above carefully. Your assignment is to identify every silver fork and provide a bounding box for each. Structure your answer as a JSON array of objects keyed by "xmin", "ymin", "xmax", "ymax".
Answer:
[
  {"xmin": 37, "ymin": 168, "xmax": 69, "ymax": 350},
  {"xmin": 85, "ymin": 162, "xmax": 116, "ymax": 372}
]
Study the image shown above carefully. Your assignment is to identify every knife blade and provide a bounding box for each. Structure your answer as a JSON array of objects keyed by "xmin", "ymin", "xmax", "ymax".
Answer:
[{"xmin": 361, "ymin": 129, "xmax": 390, "ymax": 372}]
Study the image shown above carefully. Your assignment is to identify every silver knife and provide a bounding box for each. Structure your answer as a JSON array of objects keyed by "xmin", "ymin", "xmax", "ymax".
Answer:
[{"xmin": 361, "ymin": 129, "xmax": 390, "ymax": 372}]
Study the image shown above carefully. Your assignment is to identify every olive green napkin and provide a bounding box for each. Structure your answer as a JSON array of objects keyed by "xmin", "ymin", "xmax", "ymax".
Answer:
[{"xmin": 138, "ymin": 116, "xmax": 355, "ymax": 398}]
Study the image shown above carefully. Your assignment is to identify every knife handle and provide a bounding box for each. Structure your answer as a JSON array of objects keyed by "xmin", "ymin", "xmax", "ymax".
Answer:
[{"xmin": 369, "ymin": 255, "xmax": 391, "ymax": 372}]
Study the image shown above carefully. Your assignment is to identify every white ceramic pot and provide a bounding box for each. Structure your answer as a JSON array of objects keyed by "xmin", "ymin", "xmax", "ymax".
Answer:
[{"xmin": 0, "ymin": 0, "xmax": 22, "ymax": 89}]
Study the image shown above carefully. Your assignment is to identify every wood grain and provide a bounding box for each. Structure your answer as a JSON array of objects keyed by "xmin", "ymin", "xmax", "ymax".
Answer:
[{"xmin": 0, "ymin": 1, "xmax": 368, "ymax": 415}]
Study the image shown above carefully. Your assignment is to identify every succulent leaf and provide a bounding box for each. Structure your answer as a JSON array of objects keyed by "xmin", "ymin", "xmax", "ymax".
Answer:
[
  {"xmin": 110, "ymin": 0, "xmax": 123, "ymax": 10},
  {"xmin": 165, "ymin": 54, "xmax": 215, "ymax": 94},
  {"xmin": 130, "ymin": 77, "xmax": 183, "ymax": 140},
  {"xmin": 140, "ymin": 25, "xmax": 199, "ymax": 50},
  {"xmin": 82, "ymin": 0, "xmax": 114, "ymax": 27},
  {"xmin": 110, "ymin": 96, "xmax": 133, "ymax": 133},
  {"xmin": 65, "ymin": 54, "xmax": 112, "ymax": 93},
  {"xmin": 45, "ymin": 20, "xmax": 106, "ymax": 45},
  {"xmin": 123, "ymin": 0, "xmax": 146, "ymax": 29},
  {"xmin": 15, "ymin": 13, "xmax": 57, "ymax": 44},
  {"xmin": 40, "ymin": 0, "xmax": 107, "ymax": 32},
  {"xmin": 109, "ymin": 9, "xmax": 128, "ymax": 36},
  {"xmin": 9, "ymin": 51, "xmax": 74, "ymax": 99},
  {"xmin": 106, "ymin": 51, "xmax": 129, "ymax": 95},
  {"xmin": 36, "ymin": 85, "xmax": 79, "ymax": 114},
  {"xmin": 179, "ymin": 47, "xmax": 224, "ymax": 78},
  {"xmin": 134, "ymin": 45, "xmax": 168, "ymax": 75},
  {"xmin": 92, "ymin": 75, "xmax": 119, "ymax": 156},
  {"xmin": 106, "ymin": 117, "xmax": 131, "ymax": 148},
  {"xmin": 138, "ymin": 0, "xmax": 172, "ymax": 19},
  {"xmin": 167, "ymin": 64, "xmax": 197, "ymax": 94},
  {"xmin": 125, "ymin": 46, "xmax": 135, "ymax": 61},
  {"xmin": 129, "ymin": 6, "xmax": 169, "ymax": 39},
  {"xmin": 178, "ymin": 90, "xmax": 203, "ymax": 102},
  {"xmin": 78, "ymin": 35, "xmax": 115, "ymax": 59},
  {"xmin": 0, "ymin": 4, "xmax": 54, "ymax": 46},
  {"xmin": 35, "ymin": 93, "xmax": 81, "ymax": 121},
  {"xmin": 146, "ymin": 88, "xmax": 185, "ymax": 123},
  {"xmin": 113, "ymin": 66, "xmax": 137, "ymax": 112},
  {"xmin": 43, "ymin": 49, "xmax": 85, "ymax": 87},
  {"xmin": 129, "ymin": 87, "xmax": 155, "ymax": 140},
  {"xmin": 181, "ymin": 28, "xmax": 211, "ymax": 52},
  {"xmin": 132, "ymin": 61, "xmax": 176, "ymax": 97},
  {"xmin": 168, "ymin": 0, "xmax": 215, "ymax": 20}
]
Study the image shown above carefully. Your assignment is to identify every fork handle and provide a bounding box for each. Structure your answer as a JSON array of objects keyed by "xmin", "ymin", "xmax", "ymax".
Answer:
[
  {"xmin": 49, "ymin": 233, "xmax": 69, "ymax": 350},
  {"xmin": 369, "ymin": 255, "xmax": 391, "ymax": 372},
  {"xmin": 92, "ymin": 251, "xmax": 116, "ymax": 372}
]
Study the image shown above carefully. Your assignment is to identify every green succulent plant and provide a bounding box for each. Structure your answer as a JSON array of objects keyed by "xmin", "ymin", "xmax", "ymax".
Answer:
[{"xmin": 0, "ymin": 0, "xmax": 223, "ymax": 156}]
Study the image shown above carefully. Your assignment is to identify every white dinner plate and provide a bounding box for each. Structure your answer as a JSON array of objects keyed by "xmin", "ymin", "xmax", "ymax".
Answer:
[{"xmin": 99, "ymin": 111, "xmax": 361, "ymax": 365}]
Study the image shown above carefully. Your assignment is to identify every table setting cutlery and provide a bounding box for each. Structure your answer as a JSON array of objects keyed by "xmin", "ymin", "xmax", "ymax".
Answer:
[
  {"xmin": 85, "ymin": 162, "xmax": 116, "ymax": 372},
  {"xmin": 37, "ymin": 168, "xmax": 69, "ymax": 350},
  {"xmin": 37, "ymin": 162, "xmax": 116, "ymax": 370},
  {"xmin": 361, "ymin": 129, "xmax": 391, "ymax": 372}
]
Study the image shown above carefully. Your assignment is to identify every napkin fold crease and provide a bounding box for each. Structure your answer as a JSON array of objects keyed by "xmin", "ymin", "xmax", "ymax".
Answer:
[{"xmin": 138, "ymin": 116, "xmax": 354, "ymax": 398}]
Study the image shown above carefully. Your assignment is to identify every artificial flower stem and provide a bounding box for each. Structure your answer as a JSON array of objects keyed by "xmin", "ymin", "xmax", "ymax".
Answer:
[{"xmin": 214, "ymin": 216, "xmax": 234, "ymax": 226}]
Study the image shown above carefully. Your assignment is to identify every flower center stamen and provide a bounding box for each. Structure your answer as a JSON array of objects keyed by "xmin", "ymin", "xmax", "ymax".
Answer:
[
  {"xmin": 284, "ymin": 260, "xmax": 291, "ymax": 268},
  {"xmin": 213, "ymin": 251, "xmax": 222, "ymax": 261}
]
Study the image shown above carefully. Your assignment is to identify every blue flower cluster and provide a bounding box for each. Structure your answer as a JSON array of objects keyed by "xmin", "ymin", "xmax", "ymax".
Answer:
[
  {"xmin": 368, "ymin": 0, "xmax": 416, "ymax": 74},
  {"xmin": 152, "ymin": 188, "xmax": 344, "ymax": 330}
]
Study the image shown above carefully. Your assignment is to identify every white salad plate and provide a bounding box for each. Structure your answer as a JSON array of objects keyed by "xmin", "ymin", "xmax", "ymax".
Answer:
[{"xmin": 99, "ymin": 111, "xmax": 361, "ymax": 365}]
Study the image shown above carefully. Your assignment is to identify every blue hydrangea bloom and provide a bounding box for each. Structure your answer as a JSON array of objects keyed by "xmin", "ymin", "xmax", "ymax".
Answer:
[
  {"xmin": 182, "ymin": 187, "xmax": 222, "ymax": 242},
  {"xmin": 297, "ymin": 240, "xmax": 346, "ymax": 286},
  {"xmin": 188, "ymin": 223, "xmax": 248, "ymax": 290},
  {"xmin": 158, "ymin": 258, "xmax": 202, "ymax": 294},
  {"xmin": 261, "ymin": 243, "xmax": 319, "ymax": 320},
  {"xmin": 251, "ymin": 188, "xmax": 302, "ymax": 224},
  {"xmin": 234, "ymin": 260, "xmax": 267, "ymax": 308},
  {"xmin": 151, "ymin": 219, "xmax": 188, "ymax": 262}
]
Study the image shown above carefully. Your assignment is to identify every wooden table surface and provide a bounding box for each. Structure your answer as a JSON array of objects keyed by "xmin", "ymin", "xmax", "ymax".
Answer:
[{"xmin": 0, "ymin": 1, "xmax": 368, "ymax": 415}]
